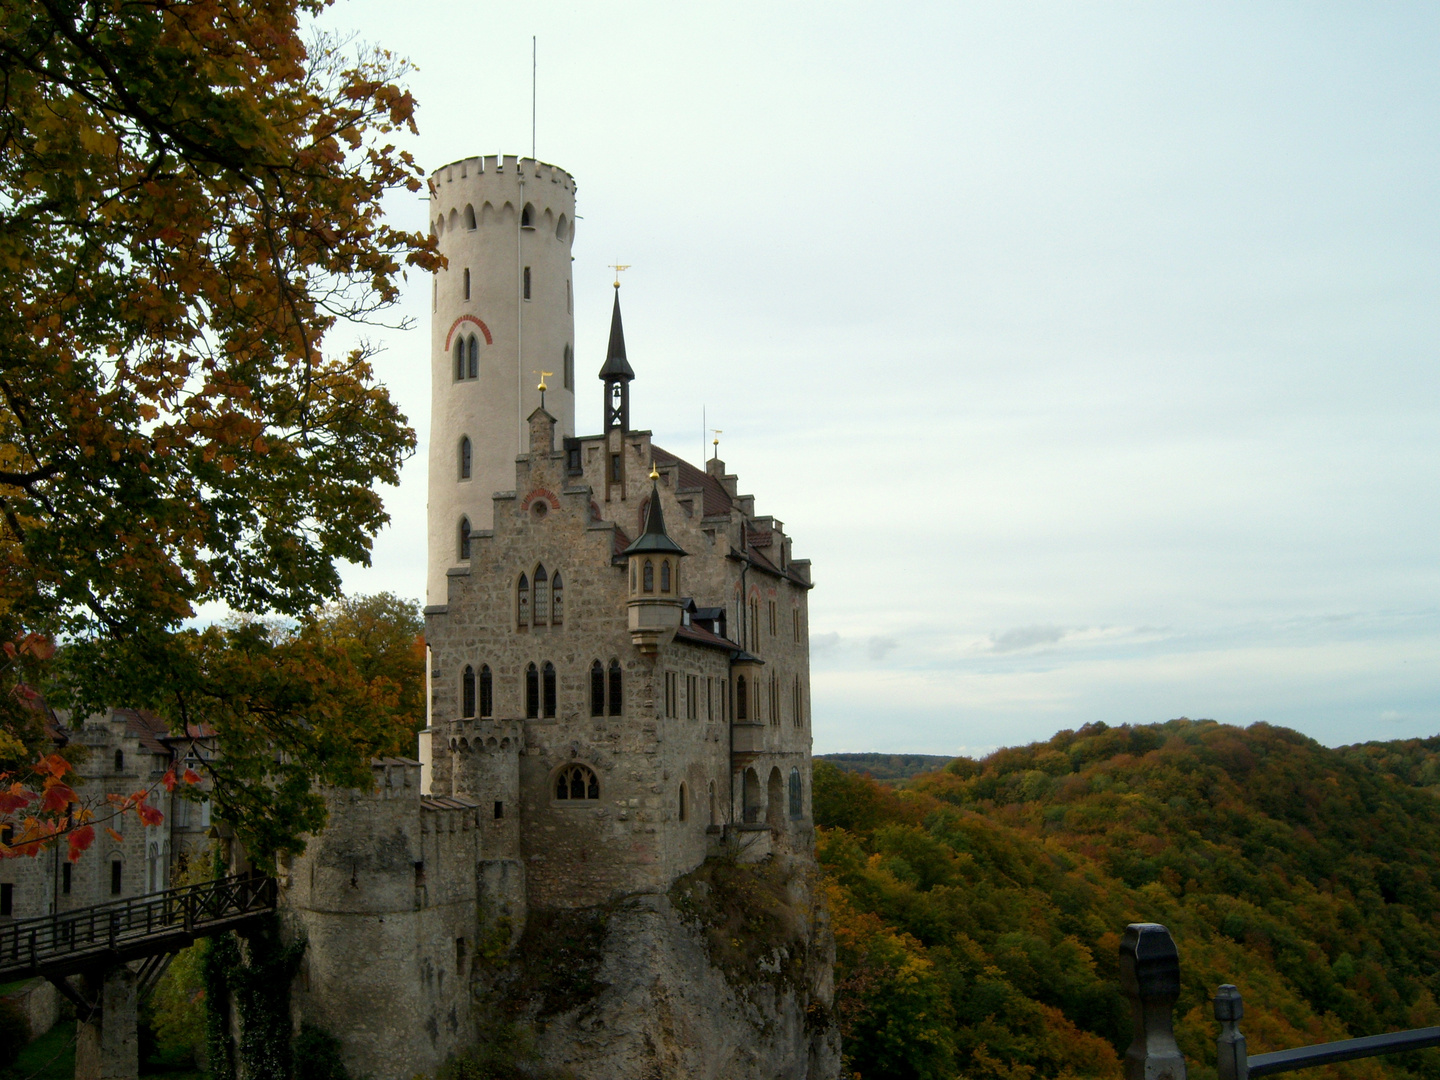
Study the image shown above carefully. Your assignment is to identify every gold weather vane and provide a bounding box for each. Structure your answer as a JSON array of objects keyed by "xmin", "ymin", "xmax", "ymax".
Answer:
[
  {"xmin": 649, "ymin": 461, "xmax": 660, "ymax": 481},
  {"xmin": 534, "ymin": 369, "xmax": 553, "ymax": 410},
  {"xmin": 609, "ymin": 262, "xmax": 631, "ymax": 288},
  {"xmin": 710, "ymin": 429, "xmax": 723, "ymax": 460}
]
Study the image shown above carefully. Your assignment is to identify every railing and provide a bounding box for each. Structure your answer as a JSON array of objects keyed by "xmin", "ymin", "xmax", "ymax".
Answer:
[
  {"xmin": 1122, "ymin": 922, "xmax": 1440, "ymax": 1080},
  {"xmin": 0, "ymin": 874, "xmax": 276, "ymax": 981}
]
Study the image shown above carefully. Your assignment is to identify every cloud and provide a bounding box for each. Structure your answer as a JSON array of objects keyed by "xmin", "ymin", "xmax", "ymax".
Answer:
[
  {"xmin": 810, "ymin": 632, "xmax": 841, "ymax": 654},
  {"xmin": 990, "ymin": 625, "xmax": 1067, "ymax": 653},
  {"xmin": 867, "ymin": 636, "xmax": 898, "ymax": 661}
]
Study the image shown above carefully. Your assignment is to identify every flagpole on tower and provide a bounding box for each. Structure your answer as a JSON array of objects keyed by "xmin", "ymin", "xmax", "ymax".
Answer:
[{"xmin": 531, "ymin": 36, "xmax": 537, "ymax": 159}]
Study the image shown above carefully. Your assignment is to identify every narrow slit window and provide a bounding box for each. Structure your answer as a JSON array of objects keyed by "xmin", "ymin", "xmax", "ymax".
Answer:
[
  {"xmin": 590, "ymin": 661, "xmax": 605, "ymax": 717},
  {"xmin": 525, "ymin": 663, "xmax": 539, "ymax": 719},
  {"xmin": 608, "ymin": 660, "xmax": 623, "ymax": 716},
  {"xmin": 463, "ymin": 268, "xmax": 470, "ymax": 299},
  {"xmin": 735, "ymin": 676, "xmax": 747, "ymax": 721},
  {"xmin": 111, "ymin": 860, "xmax": 122, "ymax": 896},
  {"xmin": 467, "ymin": 334, "xmax": 479, "ymax": 379},
  {"xmin": 458, "ymin": 517, "xmax": 471, "ymax": 561},
  {"xmin": 480, "ymin": 665, "xmax": 493, "ymax": 718},
  {"xmin": 454, "ymin": 338, "xmax": 465, "ymax": 382},
  {"xmin": 462, "ymin": 665, "xmax": 476, "ymax": 718},
  {"xmin": 523, "ymin": 266, "xmax": 531, "ymax": 300},
  {"xmin": 542, "ymin": 661, "xmax": 557, "ymax": 717},
  {"xmin": 459, "ymin": 436, "xmax": 472, "ymax": 480},
  {"xmin": 534, "ymin": 565, "xmax": 549, "ymax": 626},
  {"xmin": 564, "ymin": 344, "xmax": 574, "ymax": 390}
]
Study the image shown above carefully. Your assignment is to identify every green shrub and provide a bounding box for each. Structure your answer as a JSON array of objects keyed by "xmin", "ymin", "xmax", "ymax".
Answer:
[{"xmin": 292, "ymin": 1023, "xmax": 350, "ymax": 1080}]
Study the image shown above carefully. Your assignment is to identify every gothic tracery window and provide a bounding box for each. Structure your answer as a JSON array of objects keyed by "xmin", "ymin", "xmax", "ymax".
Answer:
[
  {"xmin": 660, "ymin": 560, "xmax": 671, "ymax": 593},
  {"xmin": 551, "ymin": 572, "xmax": 564, "ymax": 624},
  {"xmin": 554, "ymin": 763, "xmax": 599, "ymax": 801},
  {"xmin": 643, "ymin": 560, "xmax": 654, "ymax": 593},
  {"xmin": 517, "ymin": 574, "xmax": 530, "ymax": 627}
]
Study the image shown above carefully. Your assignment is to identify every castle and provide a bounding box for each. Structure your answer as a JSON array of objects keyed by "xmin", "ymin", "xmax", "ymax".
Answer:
[{"xmin": 281, "ymin": 156, "xmax": 835, "ymax": 1079}]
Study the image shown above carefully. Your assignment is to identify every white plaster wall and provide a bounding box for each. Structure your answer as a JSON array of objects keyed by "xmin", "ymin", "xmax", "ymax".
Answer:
[{"xmin": 426, "ymin": 155, "xmax": 577, "ymax": 605}]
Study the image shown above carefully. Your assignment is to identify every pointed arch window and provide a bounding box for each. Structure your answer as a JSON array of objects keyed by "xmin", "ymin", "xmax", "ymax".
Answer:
[
  {"xmin": 453, "ymin": 338, "xmax": 465, "ymax": 382},
  {"xmin": 607, "ymin": 660, "xmax": 623, "ymax": 716},
  {"xmin": 459, "ymin": 436, "xmax": 472, "ymax": 480},
  {"xmin": 479, "ymin": 665, "xmax": 493, "ymax": 718},
  {"xmin": 590, "ymin": 661, "xmax": 605, "ymax": 717},
  {"xmin": 525, "ymin": 663, "xmax": 539, "ymax": 719},
  {"xmin": 467, "ymin": 335, "xmax": 478, "ymax": 379},
  {"xmin": 517, "ymin": 573, "xmax": 530, "ymax": 628},
  {"xmin": 542, "ymin": 661, "xmax": 557, "ymax": 718},
  {"xmin": 643, "ymin": 560, "xmax": 654, "ymax": 593},
  {"xmin": 521, "ymin": 204, "xmax": 535, "ymax": 229},
  {"xmin": 789, "ymin": 768, "xmax": 803, "ymax": 819},
  {"xmin": 735, "ymin": 675, "xmax": 748, "ymax": 721},
  {"xmin": 534, "ymin": 565, "xmax": 549, "ymax": 626},
  {"xmin": 464, "ymin": 204, "xmax": 476, "ymax": 230},
  {"xmin": 660, "ymin": 560, "xmax": 671, "ymax": 593},
  {"xmin": 551, "ymin": 572, "xmax": 564, "ymax": 624},
  {"xmin": 554, "ymin": 763, "xmax": 599, "ymax": 801},
  {"xmin": 461, "ymin": 665, "xmax": 476, "ymax": 718},
  {"xmin": 458, "ymin": 517, "xmax": 471, "ymax": 561}
]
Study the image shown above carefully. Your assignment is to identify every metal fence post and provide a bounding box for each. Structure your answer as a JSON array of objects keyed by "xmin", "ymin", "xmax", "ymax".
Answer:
[
  {"xmin": 1215, "ymin": 984, "xmax": 1248, "ymax": 1080},
  {"xmin": 1120, "ymin": 922, "xmax": 1188, "ymax": 1080}
]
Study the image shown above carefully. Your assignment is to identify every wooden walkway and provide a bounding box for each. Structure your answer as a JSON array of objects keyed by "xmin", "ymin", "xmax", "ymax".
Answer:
[{"xmin": 0, "ymin": 874, "xmax": 276, "ymax": 981}]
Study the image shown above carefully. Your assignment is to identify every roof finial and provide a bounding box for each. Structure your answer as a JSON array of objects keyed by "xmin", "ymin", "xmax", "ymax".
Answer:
[
  {"xmin": 608, "ymin": 261, "xmax": 630, "ymax": 289},
  {"xmin": 649, "ymin": 461, "xmax": 660, "ymax": 481},
  {"xmin": 710, "ymin": 429, "xmax": 722, "ymax": 461},
  {"xmin": 534, "ymin": 369, "xmax": 552, "ymax": 410}
]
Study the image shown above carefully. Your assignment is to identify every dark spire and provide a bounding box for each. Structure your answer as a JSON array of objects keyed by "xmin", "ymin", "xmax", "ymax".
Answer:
[
  {"xmin": 598, "ymin": 288, "xmax": 634, "ymax": 381},
  {"xmin": 622, "ymin": 479, "xmax": 686, "ymax": 557}
]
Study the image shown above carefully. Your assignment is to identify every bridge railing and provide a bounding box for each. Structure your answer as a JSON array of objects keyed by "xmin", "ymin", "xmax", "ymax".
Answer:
[
  {"xmin": 0, "ymin": 874, "xmax": 275, "ymax": 978},
  {"xmin": 1122, "ymin": 922, "xmax": 1440, "ymax": 1080}
]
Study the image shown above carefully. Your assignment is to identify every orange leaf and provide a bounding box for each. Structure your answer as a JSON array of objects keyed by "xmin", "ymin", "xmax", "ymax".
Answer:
[
  {"xmin": 67, "ymin": 825, "xmax": 94, "ymax": 862},
  {"xmin": 182, "ymin": 769, "xmax": 201, "ymax": 785},
  {"xmin": 37, "ymin": 754, "xmax": 70, "ymax": 779},
  {"xmin": 137, "ymin": 801, "xmax": 163, "ymax": 827},
  {"xmin": 105, "ymin": 827, "xmax": 122, "ymax": 843},
  {"xmin": 161, "ymin": 768, "xmax": 177, "ymax": 792},
  {"xmin": 41, "ymin": 783, "xmax": 77, "ymax": 813}
]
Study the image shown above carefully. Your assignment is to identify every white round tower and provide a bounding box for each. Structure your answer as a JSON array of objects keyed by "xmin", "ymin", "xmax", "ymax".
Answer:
[{"xmin": 426, "ymin": 155, "xmax": 577, "ymax": 605}]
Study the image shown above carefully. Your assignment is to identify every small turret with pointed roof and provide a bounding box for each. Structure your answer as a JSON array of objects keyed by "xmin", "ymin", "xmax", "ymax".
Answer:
[
  {"xmin": 623, "ymin": 465, "xmax": 686, "ymax": 654},
  {"xmin": 622, "ymin": 474, "xmax": 686, "ymax": 557},
  {"xmin": 600, "ymin": 285, "xmax": 633, "ymax": 434}
]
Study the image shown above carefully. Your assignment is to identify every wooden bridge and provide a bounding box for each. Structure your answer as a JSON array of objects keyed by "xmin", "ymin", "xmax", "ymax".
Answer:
[{"xmin": 0, "ymin": 873, "xmax": 276, "ymax": 985}]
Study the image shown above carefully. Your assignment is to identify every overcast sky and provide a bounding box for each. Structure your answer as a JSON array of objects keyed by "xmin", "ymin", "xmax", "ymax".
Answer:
[{"xmin": 315, "ymin": 2, "xmax": 1440, "ymax": 756}]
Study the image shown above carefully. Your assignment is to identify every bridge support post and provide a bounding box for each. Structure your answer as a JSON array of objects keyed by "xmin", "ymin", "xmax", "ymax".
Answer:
[{"xmin": 74, "ymin": 964, "xmax": 138, "ymax": 1080}]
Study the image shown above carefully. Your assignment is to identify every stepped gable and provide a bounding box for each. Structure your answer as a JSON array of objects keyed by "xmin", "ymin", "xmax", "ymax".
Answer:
[{"xmin": 650, "ymin": 445, "xmax": 733, "ymax": 518}]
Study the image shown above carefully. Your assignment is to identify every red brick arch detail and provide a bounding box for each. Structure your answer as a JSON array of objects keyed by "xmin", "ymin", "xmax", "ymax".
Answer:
[
  {"xmin": 521, "ymin": 488, "xmax": 560, "ymax": 512},
  {"xmin": 444, "ymin": 315, "xmax": 493, "ymax": 351}
]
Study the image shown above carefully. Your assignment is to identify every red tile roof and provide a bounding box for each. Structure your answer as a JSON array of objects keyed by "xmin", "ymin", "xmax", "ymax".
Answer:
[{"xmin": 651, "ymin": 446, "xmax": 734, "ymax": 519}]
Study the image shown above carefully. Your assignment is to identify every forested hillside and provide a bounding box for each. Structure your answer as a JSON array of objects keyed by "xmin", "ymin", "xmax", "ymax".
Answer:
[{"xmin": 817, "ymin": 720, "xmax": 1440, "ymax": 1080}]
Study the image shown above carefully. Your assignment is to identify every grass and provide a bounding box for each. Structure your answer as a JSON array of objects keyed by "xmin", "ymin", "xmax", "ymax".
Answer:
[
  {"xmin": 8, "ymin": 1020, "xmax": 74, "ymax": 1080},
  {"xmin": 3, "ymin": 1020, "xmax": 201, "ymax": 1080}
]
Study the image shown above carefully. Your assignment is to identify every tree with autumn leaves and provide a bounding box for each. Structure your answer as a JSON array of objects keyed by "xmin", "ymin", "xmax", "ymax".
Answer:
[{"xmin": 0, "ymin": 0, "xmax": 438, "ymax": 867}]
